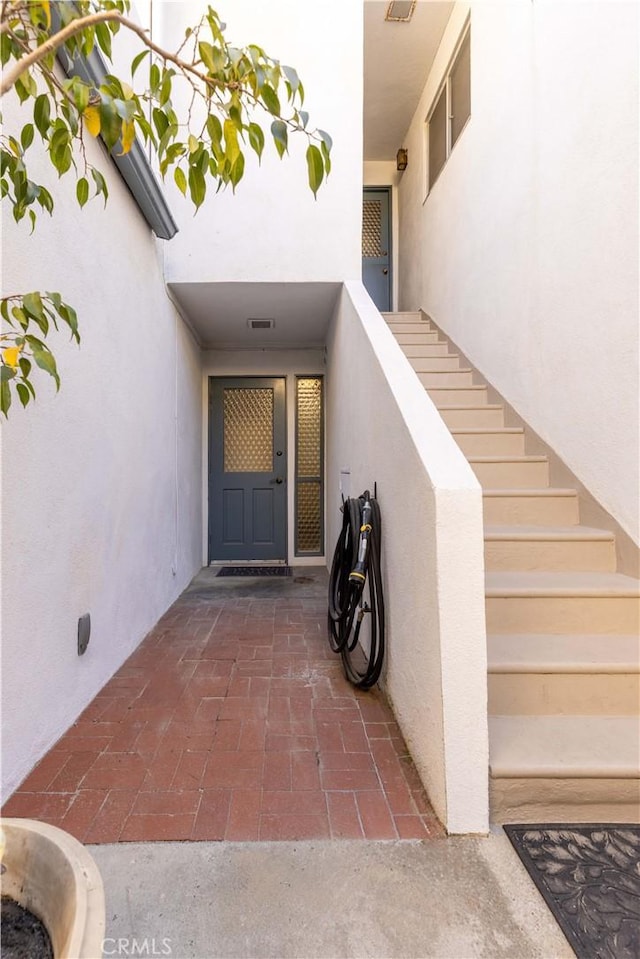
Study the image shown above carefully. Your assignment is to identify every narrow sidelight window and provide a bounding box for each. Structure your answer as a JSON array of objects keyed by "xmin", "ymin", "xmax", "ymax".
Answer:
[{"xmin": 295, "ymin": 376, "xmax": 324, "ymax": 556}]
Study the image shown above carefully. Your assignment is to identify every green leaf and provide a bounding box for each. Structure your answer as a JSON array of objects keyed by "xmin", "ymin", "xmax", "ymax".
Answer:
[
  {"xmin": 149, "ymin": 62, "xmax": 160, "ymax": 95},
  {"xmin": 174, "ymin": 166, "xmax": 187, "ymax": 196},
  {"xmin": 95, "ymin": 22, "xmax": 113, "ymax": 59},
  {"xmin": 207, "ymin": 115, "xmax": 223, "ymax": 152},
  {"xmin": 30, "ymin": 341, "xmax": 60, "ymax": 388},
  {"xmin": 159, "ymin": 71, "xmax": 172, "ymax": 107},
  {"xmin": 99, "ymin": 95, "xmax": 121, "ymax": 150},
  {"xmin": 11, "ymin": 307, "xmax": 28, "ymax": 329},
  {"xmin": 70, "ymin": 80, "xmax": 90, "ymax": 114},
  {"xmin": 91, "ymin": 168, "xmax": 109, "ymax": 205},
  {"xmin": 23, "ymin": 292, "xmax": 45, "ymax": 321},
  {"xmin": 57, "ymin": 303, "xmax": 80, "ymax": 341},
  {"xmin": 229, "ymin": 153, "xmax": 245, "ymax": 191},
  {"xmin": 282, "ymin": 65, "xmax": 300, "ymax": 91},
  {"xmin": 298, "ymin": 110, "xmax": 309, "ymax": 129},
  {"xmin": 248, "ymin": 122, "xmax": 264, "ymax": 161},
  {"xmin": 131, "ymin": 48, "xmax": 149, "ymax": 78},
  {"xmin": 0, "ymin": 377, "xmax": 11, "ymax": 416},
  {"xmin": 321, "ymin": 140, "xmax": 331, "ymax": 176},
  {"xmin": 188, "ymin": 166, "xmax": 206, "ymax": 210},
  {"xmin": 318, "ymin": 129, "xmax": 333, "ymax": 153},
  {"xmin": 306, "ymin": 144, "xmax": 324, "ymax": 198},
  {"xmin": 223, "ymin": 119, "xmax": 240, "ymax": 166},
  {"xmin": 16, "ymin": 382, "xmax": 30, "ymax": 408},
  {"xmin": 270, "ymin": 119, "xmax": 288, "ymax": 158},
  {"xmin": 0, "ymin": 365, "xmax": 16, "ymax": 382},
  {"xmin": 76, "ymin": 177, "xmax": 89, "ymax": 207},
  {"xmin": 198, "ymin": 41, "xmax": 217, "ymax": 73},
  {"xmin": 153, "ymin": 107, "xmax": 169, "ymax": 140},
  {"xmin": 260, "ymin": 84, "xmax": 280, "ymax": 116},
  {"xmin": 38, "ymin": 186, "xmax": 54, "ymax": 214},
  {"xmin": 21, "ymin": 124, "xmax": 34, "ymax": 151}
]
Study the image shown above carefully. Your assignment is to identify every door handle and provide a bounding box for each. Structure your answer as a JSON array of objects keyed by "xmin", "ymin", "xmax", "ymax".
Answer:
[
  {"xmin": 382, "ymin": 268, "xmax": 389, "ymax": 275},
  {"xmin": 271, "ymin": 477, "xmax": 284, "ymax": 484}
]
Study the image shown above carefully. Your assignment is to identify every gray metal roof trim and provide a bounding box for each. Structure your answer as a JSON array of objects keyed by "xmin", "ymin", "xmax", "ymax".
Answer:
[{"xmin": 56, "ymin": 34, "xmax": 178, "ymax": 240}]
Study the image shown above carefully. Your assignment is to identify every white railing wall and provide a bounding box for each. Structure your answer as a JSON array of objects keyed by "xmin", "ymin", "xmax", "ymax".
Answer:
[{"xmin": 325, "ymin": 282, "xmax": 488, "ymax": 834}]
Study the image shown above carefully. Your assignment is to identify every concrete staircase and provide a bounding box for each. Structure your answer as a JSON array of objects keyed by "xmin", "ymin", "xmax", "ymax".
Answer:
[{"xmin": 384, "ymin": 311, "xmax": 640, "ymax": 823}]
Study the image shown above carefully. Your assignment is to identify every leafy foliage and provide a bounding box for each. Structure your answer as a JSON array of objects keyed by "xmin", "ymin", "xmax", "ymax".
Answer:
[{"xmin": 0, "ymin": 0, "xmax": 332, "ymax": 416}]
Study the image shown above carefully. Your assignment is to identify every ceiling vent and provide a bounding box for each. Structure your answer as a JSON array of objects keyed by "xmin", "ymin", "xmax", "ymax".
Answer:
[
  {"xmin": 385, "ymin": 1, "xmax": 416, "ymax": 22},
  {"xmin": 247, "ymin": 318, "xmax": 275, "ymax": 330}
]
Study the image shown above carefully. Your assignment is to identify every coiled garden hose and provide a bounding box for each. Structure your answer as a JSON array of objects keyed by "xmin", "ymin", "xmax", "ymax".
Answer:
[{"xmin": 327, "ymin": 491, "xmax": 385, "ymax": 689}]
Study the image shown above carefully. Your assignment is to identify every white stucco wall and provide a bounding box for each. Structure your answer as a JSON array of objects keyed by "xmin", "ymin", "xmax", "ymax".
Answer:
[
  {"xmin": 326, "ymin": 282, "xmax": 488, "ymax": 834},
  {"xmin": 398, "ymin": 1, "xmax": 639, "ymax": 543},
  {"xmin": 1, "ymin": 99, "xmax": 203, "ymax": 798},
  {"xmin": 158, "ymin": 0, "xmax": 363, "ymax": 286}
]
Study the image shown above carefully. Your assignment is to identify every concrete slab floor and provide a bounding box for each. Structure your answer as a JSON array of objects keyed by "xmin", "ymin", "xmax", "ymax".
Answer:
[{"xmin": 90, "ymin": 830, "xmax": 574, "ymax": 959}]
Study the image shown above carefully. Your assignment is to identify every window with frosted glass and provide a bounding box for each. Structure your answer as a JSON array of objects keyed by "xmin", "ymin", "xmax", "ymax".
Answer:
[{"xmin": 295, "ymin": 377, "xmax": 323, "ymax": 555}]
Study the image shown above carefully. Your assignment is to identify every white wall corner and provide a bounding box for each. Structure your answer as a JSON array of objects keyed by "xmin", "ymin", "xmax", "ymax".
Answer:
[
  {"xmin": 328, "ymin": 282, "xmax": 489, "ymax": 834},
  {"xmin": 436, "ymin": 486, "xmax": 489, "ymax": 834}
]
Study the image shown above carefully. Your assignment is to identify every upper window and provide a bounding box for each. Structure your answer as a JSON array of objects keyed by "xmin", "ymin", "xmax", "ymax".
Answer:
[{"xmin": 426, "ymin": 25, "xmax": 471, "ymax": 194}]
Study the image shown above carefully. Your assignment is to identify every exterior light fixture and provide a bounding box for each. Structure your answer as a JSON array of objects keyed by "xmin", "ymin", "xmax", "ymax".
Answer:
[
  {"xmin": 385, "ymin": 1, "xmax": 416, "ymax": 22},
  {"xmin": 396, "ymin": 148, "xmax": 408, "ymax": 171}
]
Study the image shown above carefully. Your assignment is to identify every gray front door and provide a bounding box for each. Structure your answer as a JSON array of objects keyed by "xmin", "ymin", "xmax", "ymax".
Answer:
[
  {"xmin": 209, "ymin": 377, "xmax": 287, "ymax": 562},
  {"xmin": 362, "ymin": 187, "xmax": 391, "ymax": 311}
]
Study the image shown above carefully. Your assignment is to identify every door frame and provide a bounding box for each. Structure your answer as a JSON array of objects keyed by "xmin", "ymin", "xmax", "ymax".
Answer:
[
  {"xmin": 362, "ymin": 185, "xmax": 393, "ymax": 311},
  {"xmin": 207, "ymin": 375, "xmax": 288, "ymax": 564}
]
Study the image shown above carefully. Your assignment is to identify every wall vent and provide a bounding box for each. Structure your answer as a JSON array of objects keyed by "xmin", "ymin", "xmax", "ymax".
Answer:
[
  {"xmin": 247, "ymin": 318, "xmax": 276, "ymax": 330},
  {"xmin": 385, "ymin": 1, "xmax": 416, "ymax": 22}
]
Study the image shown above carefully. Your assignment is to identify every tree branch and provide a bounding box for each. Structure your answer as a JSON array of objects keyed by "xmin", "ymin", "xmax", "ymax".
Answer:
[
  {"xmin": 1, "ymin": 9, "xmax": 122, "ymax": 94},
  {"xmin": 0, "ymin": 8, "xmax": 240, "ymax": 100}
]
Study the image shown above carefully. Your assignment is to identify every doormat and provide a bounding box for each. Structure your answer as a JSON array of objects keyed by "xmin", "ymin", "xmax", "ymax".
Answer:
[
  {"xmin": 504, "ymin": 824, "xmax": 640, "ymax": 959},
  {"xmin": 216, "ymin": 566, "xmax": 292, "ymax": 577}
]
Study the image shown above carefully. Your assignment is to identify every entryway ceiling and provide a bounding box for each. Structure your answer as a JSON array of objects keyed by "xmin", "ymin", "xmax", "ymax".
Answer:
[
  {"xmin": 364, "ymin": 0, "xmax": 454, "ymax": 160},
  {"xmin": 168, "ymin": 281, "xmax": 341, "ymax": 349}
]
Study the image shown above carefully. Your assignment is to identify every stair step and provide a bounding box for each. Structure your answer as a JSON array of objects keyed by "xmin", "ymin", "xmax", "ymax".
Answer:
[
  {"xmin": 439, "ymin": 405, "xmax": 505, "ymax": 428},
  {"xmin": 488, "ymin": 633, "xmax": 640, "ymax": 673},
  {"xmin": 489, "ymin": 715, "xmax": 640, "ymax": 822},
  {"xmin": 387, "ymin": 322, "xmax": 435, "ymax": 334},
  {"xmin": 417, "ymin": 368, "xmax": 474, "ymax": 386},
  {"xmin": 401, "ymin": 343, "xmax": 454, "ymax": 357},
  {"xmin": 408, "ymin": 355, "xmax": 462, "ymax": 372},
  {"xmin": 428, "ymin": 385, "xmax": 489, "ymax": 405},
  {"xmin": 394, "ymin": 331, "xmax": 443, "ymax": 345},
  {"xmin": 470, "ymin": 455, "xmax": 549, "ymax": 488},
  {"xmin": 484, "ymin": 525, "xmax": 616, "ymax": 572},
  {"xmin": 485, "ymin": 571, "xmax": 640, "ymax": 634},
  {"xmin": 483, "ymin": 488, "xmax": 579, "ymax": 525},
  {"xmin": 382, "ymin": 311, "xmax": 422, "ymax": 321},
  {"xmin": 488, "ymin": 634, "xmax": 640, "ymax": 714},
  {"xmin": 452, "ymin": 428, "xmax": 525, "ymax": 457}
]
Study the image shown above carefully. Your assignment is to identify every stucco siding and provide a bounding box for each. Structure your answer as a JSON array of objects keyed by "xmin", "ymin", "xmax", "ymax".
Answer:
[
  {"xmin": 1, "ymin": 96, "xmax": 203, "ymax": 798},
  {"xmin": 398, "ymin": 1, "xmax": 639, "ymax": 544}
]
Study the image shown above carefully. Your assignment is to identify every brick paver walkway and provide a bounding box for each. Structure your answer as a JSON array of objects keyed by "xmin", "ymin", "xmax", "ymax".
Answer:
[{"xmin": 2, "ymin": 568, "xmax": 443, "ymax": 843}]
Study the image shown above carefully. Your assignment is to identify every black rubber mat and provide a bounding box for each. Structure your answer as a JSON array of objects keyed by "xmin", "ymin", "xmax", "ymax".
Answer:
[
  {"xmin": 504, "ymin": 824, "xmax": 640, "ymax": 959},
  {"xmin": 216, "ymin": 566, "xmax": 292, "ymax": 577}
]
